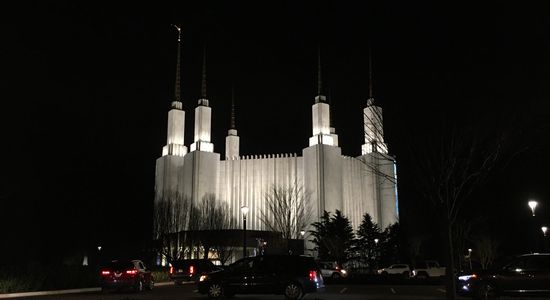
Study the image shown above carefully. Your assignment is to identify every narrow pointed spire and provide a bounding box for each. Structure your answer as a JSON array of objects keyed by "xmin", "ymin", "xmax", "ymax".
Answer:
[
  {"xmin": 172, "ymin": 24, "xmax": 182, "ymax": 103},
  {"xmin": 328, "ymin": 87, "xmax": 333, "ymax": 127},
  {"xmin": 317, "ymin": 46, "xmax": 322, "ymax": 96},
  {"xmin": 201, "ymin": 46, "xmax": 207, "ymax": 99},
  {"xmin": 368, "ymin": 47, "xmax": 374, "ymax": 102},
  {"xmin": 230, "ymin": 87, "xmax": 236, "ymax": 129}
]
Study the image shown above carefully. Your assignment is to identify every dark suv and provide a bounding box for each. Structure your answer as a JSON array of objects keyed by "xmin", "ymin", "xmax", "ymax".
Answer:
[
  {"xmin": 197, "ymin": 255, "xmax": 324, "ymax": 299},
  {"xmin": 457, "ymin": 253, "xmax": 550, "ymax": 299},
  {"xmin": 100, "ymin": 260, "xmax": 154, "ymax": 292},
  {"xmin": 169, "ymin": 259, "xmax": 218, "ymax": 284}
]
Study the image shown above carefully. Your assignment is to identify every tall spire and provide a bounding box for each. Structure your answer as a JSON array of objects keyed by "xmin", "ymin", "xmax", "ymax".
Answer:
[
  {"xmin": 368, "ymin": 47, "xmax": 374, "ymax": 104},
  {"xmin": 201, "ymin": 46, "xmax": 207, "ymax": 99},
  {"xmin": 230, "ymin": 86, "xmax": 236, "ymax": 129},
  {"xmin": 317, "ymin": 46, "xmax": 322, "ymax": 96},
  {"xmin": 173, "ymin": 24, "xmax": 182, "ymax": 103}
]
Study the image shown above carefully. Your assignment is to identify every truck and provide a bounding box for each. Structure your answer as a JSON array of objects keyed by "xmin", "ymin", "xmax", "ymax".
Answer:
[{"xmin": 411, "ymin": 260, "xmax": 446, "ymax": 279}]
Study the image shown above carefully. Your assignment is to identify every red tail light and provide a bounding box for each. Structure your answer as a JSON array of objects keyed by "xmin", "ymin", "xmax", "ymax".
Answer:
[
  {"xmin": 169, "ymin": 266, "xmax": 174, "ymax": 274},
  {"xmin": 309, "ymin": 270, "xmax": 318, "ymax": 282},
  {"xmin": 126, "ymin": 269, "xmax": 138, "ymax": 275},
  {"xmin": 189, "ymin": 265, "xmax": 194, "ymax": 274},
  {"xmin": 101, "ymin": 270, "xmax": 110, "ymax": 276}
]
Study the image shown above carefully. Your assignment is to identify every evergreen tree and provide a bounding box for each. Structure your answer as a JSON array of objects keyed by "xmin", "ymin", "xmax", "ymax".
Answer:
[
  {"xmin": 327, "ymin": 210, "xmax": 355, "ymax": 264},
  {"xmin": 311, "ymin": 211, "xmax": 332, "ymax": 260},
  {"xmin": 379, "ymin": 222, "xmax": 400, "ymax": 266},
  {"xmin": 310, "ymin": 210, "xmax": 355, "ymax": 263},
  {"xmin": 356, "ymin": 213, "xmax": 381, "ymax": 268}
]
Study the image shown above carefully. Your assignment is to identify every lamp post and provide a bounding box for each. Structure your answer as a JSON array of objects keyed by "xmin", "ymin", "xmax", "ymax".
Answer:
[
  {"xmin": 543, "ymin": 226, "xmax": 549, "ymax": 252},
  {"xmin": 528, "ymin": 200, "xmax": 538, "ymax": 216},
  {"xmin": 300, "ymin": 230, "xmax": 306, "ymax": 255},
  {"xmin": 241, "ymin": 206, "xmax": 249, "ymax": 258},
  {"xmin": 374, "ymin": 238, "xmax": 379, "ymax": 269},
  {"xmin": 468, "ymin": 248, "xmax": 473, "ymax": 270}
]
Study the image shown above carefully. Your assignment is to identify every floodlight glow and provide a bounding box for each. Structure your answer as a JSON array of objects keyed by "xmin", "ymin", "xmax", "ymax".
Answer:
[
  {"xmin": 542, "ymin": 226, "xmax": 548, "ymax": 237},
  {"xmin": 528, "ymin": 200, "xmax": 538, "ymax": 216},
  {"xmin": 241, "ymin": 206, "xmax": 249, "ymax": 215}
]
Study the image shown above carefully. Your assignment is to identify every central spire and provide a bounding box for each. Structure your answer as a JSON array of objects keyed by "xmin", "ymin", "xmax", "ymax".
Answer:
[
  {"xmin": 315, "ymin": 46, "xmax": 327, "ymax": 103},
  {"xmin": 230, "ymin": 86, "xmax": 236, "ymax": 129},
  {"xmin": 367, "ymin": 47, "xmax": 375, "ymax": 106},
  {"xmin": 201, "ymin": 46, "xmax": 207, "ymax": 99},
  {"xmin": 172, "ymin": 24, "xmax": 182, "ymax": 106},
  {"xmin": 198, "ymin": 46, "xmax": 209, "ymax": 107}
]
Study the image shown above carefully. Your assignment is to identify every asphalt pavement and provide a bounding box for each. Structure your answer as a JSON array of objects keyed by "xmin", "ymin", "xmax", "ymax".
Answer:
[{"xmin": 7, "ymin": 281, "xmax": 459, "ymax": 300}]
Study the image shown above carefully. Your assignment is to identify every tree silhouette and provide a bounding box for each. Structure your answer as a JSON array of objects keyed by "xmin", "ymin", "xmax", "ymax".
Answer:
[
  {"xmin": 311, "ymin": 210, "xmax": 354, "ymax": 264},
  {"xmin": 259, "ymin": 184, "xmax": 312, "ymax": 240},
  {"xmin": 356, "ymin": 213, "xmax": 381, "ymax": 267}
]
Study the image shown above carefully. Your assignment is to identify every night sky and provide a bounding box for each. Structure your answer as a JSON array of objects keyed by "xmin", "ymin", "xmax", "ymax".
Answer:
[{"xmin": 1, "ymin": 2, "xmax": 549, "ymax": 263}]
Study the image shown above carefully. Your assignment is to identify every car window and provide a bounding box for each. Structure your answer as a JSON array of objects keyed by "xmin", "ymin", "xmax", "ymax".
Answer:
[
  {"xmin": 506, "ymin": 257, "xmax": 526, "ymax": 270},
  {"xmin": 525, "ymin": 256, "xmax": 550, "ymax": 270},
  {"xmin": 229, "ymin": 258, "xmax": 254, "ymax": 273},
  {"xmin": 108, "ymin": 261, "xmax": 134, "ymax": 270},
  {"xmin": 139, "ymin": 262, "xmax": 145, "ymax": 270}
]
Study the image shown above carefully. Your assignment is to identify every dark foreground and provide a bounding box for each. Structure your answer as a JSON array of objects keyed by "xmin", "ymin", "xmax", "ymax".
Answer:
[{"xmin": 6, "ymin": 281, "xmax": 455, "ymax": 300}]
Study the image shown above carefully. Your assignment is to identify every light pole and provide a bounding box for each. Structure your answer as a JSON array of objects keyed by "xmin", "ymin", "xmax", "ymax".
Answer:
[
  {"xmin": 241, "ymin": 206, "xmax": 249, "ymax": 258},
  {"xmin": 374, "ymin": 238, "xmax": 379, "ymax": 269},
  {"xmin": 300, "ymin": 230, "xmax": 306, "ymax": 255},
  {"xmin": 543, "ymin": 226, "xmax": 549, "ymax": 252},
  {"xmin": 468, "ymin": 248, "xmax": 473, "ymax": 270},
  {"xmin": 528, "ymin": 200, "xmax": 538, "ymax": 216}
]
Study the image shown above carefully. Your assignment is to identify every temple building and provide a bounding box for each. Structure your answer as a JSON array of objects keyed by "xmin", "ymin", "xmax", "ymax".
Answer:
[{"xmin": 154, "ymin": 30, "xmax": 398, "ymax": 256}]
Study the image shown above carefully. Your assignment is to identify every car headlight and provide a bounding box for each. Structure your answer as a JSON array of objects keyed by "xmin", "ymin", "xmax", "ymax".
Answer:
[
  {"xmin": 199, "ymin": 275, "xmax": 208, "ymax": 282},
  {"xmin": 458, "ymin": 274, "xmax": 477, "ymax": 281},
  {"xmin": 341, "ymin": 270, "xmax": 347, "ymax": 274}
]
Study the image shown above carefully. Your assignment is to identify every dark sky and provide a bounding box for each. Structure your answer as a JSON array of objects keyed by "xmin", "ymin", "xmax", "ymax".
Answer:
[{"xmin": 1, "ymin": 2, "xmax": 549, "ymax": 263}]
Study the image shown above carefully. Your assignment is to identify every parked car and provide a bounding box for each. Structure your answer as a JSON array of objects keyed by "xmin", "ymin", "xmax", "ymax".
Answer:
[
  {"xmin": 377, "ymin": 264, "xmax": 411, "ymax": 278},
  {"xmin": 169, "ymin": 259, "xmax": 219, "ymax": 284},
  {"xmin": 197, "ymin": 255, "xmax": 324, "ymax": 300},
  {"xmin": 318, "ymin": 261, "xmax": 348, "ymax": 279},
  {"xmin": 457, "ymin": 253, "xmax": 550, "ymax": 299},
  {"xmin": 412, "ymin": 260, "xmax": 446, "ymax": 279},
  {"xmin": 100, "ymin": 260, "xmax": 154, "ymax": 292}
]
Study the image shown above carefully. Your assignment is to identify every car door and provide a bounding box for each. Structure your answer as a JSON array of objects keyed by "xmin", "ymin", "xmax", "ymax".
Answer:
[
  {"xmin": 138, "ymin": 261, "xmax": 151, "ymax": 285},
  {"xmin": 225, "ymin": 258, "xmax": 255, "ymax": 294},
  {"xmin": 249, "ymin": 256, "xmax": 277, "ymax": 294},
  {"xmin": 526, "ymin": 255, "xmax": 550, "ymax": 292},
  {"xmin": 498, "ymin": 257, "xmax": 535, "ymax": 293}
]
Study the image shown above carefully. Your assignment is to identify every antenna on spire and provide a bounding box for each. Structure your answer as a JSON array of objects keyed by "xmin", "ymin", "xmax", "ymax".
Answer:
[
  {"xmin": 230, "ymin": 86, "xmax": 236, "ymax": 129},
  {"xmin": 328, "ymin": 87, "xmax": 333, "ymax": 127},
  {"xmin": 317, "ymin": 46, "xmax": 322, "ymax": 96},
  {"xmin": 201, "ymin": 46, "xmax": 207, "ymax": 99},
  {"xmin": 172, "ymin": 24, "xmax": 182, "ymax": 103},
  {"xmin": 368, "ymin": 46, "xmax": 374, "ymax": 102}
]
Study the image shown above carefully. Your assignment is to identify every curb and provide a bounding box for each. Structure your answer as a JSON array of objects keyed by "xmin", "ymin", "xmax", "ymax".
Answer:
[{"xmin": 0, "ymin": 281, "xmax": 187, "ymax": 299}]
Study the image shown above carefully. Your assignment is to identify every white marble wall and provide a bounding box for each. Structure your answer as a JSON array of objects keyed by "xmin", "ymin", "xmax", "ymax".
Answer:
[{"xmin": 219, "ymin": 154, "xmax": 303, "ymax": 231}]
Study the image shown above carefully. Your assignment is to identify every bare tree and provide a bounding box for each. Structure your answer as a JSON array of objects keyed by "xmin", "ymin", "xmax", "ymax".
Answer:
[
  {"xmin": 415, "ymin": 130, "xmax": 503, "ymax": 300},
  {"xmin": 153, "ymin": 192, "xmax": 190, "ymax": 263},
  {"xmin": 452, "ymin": 219, "xmax": 476, "ymax": 271},
  {"xmin": 259, "ymin": 184, "xmax": 313, "ymax": 240},
  {"xmin": 474, "ymin": 235, "xmax": 500, "ymax": 270},
  {"xmin": 188, "ymin": 194, "xmax": 237, "ymax": 262}
]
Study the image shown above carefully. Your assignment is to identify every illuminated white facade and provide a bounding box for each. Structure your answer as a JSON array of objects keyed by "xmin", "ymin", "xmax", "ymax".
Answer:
[
  {"xmin": 154, "ymin": 39, "xmax": 398, "ymax": 240},
  {"xmin": 155, "ymin": 95, "xmax": 398, "ymax": 232}
]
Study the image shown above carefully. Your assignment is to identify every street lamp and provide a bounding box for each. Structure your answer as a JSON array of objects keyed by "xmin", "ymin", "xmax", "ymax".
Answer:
[
  {"xmin": 241, "ymin": 206, "xmax": 249, "ymax": 258},
  {"xmin": 468, "ymin": 248, "xmax": 473, "ymax": 270},
  {"xmin": 374, "ymin": 239, "xmax": 380, "ymax": 269},
  {"xmin": 300, "ymin": 230, "xmax": 306, "ymax": 238},
  {"xmin": 542, "ymin": 226, "xmax": 548, "ymax": 237},
  {"xmin": 528, "ymin": 200, "xmax": 538, "ymax": 216}
]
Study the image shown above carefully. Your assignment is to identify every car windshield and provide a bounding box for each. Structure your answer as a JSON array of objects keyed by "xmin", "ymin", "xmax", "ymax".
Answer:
[{"xmin": 107, "ymin": 261, "xmax": 134, "ymax": 270}]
